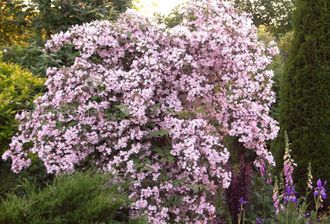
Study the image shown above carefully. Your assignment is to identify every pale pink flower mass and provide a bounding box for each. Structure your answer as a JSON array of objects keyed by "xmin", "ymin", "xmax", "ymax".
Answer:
[{"xmin": 3, "ymin": 0, "xmax": 279, "ymax": 223}]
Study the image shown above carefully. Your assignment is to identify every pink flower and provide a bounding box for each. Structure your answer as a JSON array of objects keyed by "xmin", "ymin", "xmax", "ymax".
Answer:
[{"xmin": 3, "ymin": 1, "xmax": 279, "ymax": 222}]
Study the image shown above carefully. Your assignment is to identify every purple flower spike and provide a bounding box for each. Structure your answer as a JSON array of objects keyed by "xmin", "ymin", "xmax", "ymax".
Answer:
[
  {"xmin": 239, "ymin": 197, "xmax": 247, "ymax": 206},
  {"xmin": 314, "ymin": 179, "xmax": 327, "ymax": 200}
]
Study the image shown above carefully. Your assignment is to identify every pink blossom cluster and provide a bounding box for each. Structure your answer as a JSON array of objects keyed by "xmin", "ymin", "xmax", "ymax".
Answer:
[{"xmin": 3, "ymin": 0, "xmax": 279, "ymax": 222}]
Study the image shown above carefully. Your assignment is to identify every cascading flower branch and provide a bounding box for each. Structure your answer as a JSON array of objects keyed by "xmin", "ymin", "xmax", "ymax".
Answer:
[{"xmin": 2, "ymin": 0, "xmax": 279, "ymax": 223}]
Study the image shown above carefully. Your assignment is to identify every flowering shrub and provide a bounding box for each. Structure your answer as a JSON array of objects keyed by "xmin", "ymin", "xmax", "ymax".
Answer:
[{"xmin": 2, "ymin": 0, "xmax": 279, "ymax": 222}]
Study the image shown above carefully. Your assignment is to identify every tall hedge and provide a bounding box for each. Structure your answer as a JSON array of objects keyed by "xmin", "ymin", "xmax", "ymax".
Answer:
[{"xmin": 275, "ymin": 0, "xmax": 330, "ymax": 193}]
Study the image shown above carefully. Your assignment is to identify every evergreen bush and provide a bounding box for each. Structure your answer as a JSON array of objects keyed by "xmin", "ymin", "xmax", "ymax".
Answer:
[
  {"xmin": 275, "ymin": 0, "xmax": 330, "ymax": 197},
  {"xmin": 0, "ymin": 171, "xmax": 146, "ymax": 224}
]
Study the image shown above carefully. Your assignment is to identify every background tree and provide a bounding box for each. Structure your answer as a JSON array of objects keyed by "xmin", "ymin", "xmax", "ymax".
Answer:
[
  {"xmin": 31, "ymin": 0, "xmax": 132, "ymax": 43},
  {"xmin": 1, "ymin": 0, "xmax": 132, "ymax": 75},
  {"xmin": 234, "ymin": 0, "xmax": 295, "ymax": 37},
  {"xmin": 275, "ymin": 0, "xmax": 330, "ymax": 198},
  {"xmin": 0, "ymin": 0, "xmax": 35, "ymax": 46}
]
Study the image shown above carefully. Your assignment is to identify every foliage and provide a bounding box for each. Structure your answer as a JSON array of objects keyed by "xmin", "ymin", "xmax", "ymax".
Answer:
[
  {"xmin": 245, "ymin": 175, "xmax": 277, "ymax": 223},
  {"xmin": 0, "ymin": 0, "xmax": 132, "ymax": 46},
  {"xmin": 154, "ymin": 7, "xmax": 183, "ymax": 29},
  {"xmin": 272, "ymin": 136, "xmax": 329, "ymax": 224},
  {"xmin": 30, "ymin": 0, "xmax": 132, "ymax": 42},
  {"xmin": 0, "ymin": 62, "xmax": 46, "ymax": 199},
  {"xmin": 1, "ymin": 43, "xmax": 79, "ymax": 75},
  {"xmin": 233, "ymin": 0, "xmax": 295, "ymax": 36},
  {"xmin": 276, "ymin": 0, "xmax": 330, "ymax": 197},
  {"xmin": 0, "ymin": 171, "xmax": 147, "ymax": 224},
  {"xmin": 214, "ymin": 190, "xmax": 232, "ymax": 223},
  {"xmin": 270, "ymin": 31, "xmax": 293, "ymax": 174},
  {"xmin": 3, "ymin": 1, "xmax": 279, "ymax": 223},
  {"xmin": 0, "ymin": 0, "xmax": 35, "ymax": 46},
  {"xmin": 0, "ymin": 62, "xmax": 44, "ymax": 154},
  {"xmin": 0, "ymin": 158, "xmax": 51, "ymax": 199},
  {"xmin": 269, "ymin": 31, "xmax": 293, "ymax": 116},
  {"xmin": 226, "ymin": 157, "xmax": 253, "ymax": 223},
  {"xmin": 0, "ymin": 0, "xmax": 132, "ymax": 76}
]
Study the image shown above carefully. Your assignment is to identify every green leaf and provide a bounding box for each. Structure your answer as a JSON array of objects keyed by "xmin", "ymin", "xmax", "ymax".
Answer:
[
  {"xmin": 151, "ymin": 146, "xmax": 165, "ymax": 156},
  {"xmin": 149, "ymin": 129, "xmax": 168, "ymax": 138},
  {"xmin": 165, "ymin": 155, "xmax": 175, "ymax": 163},
  {"xmin": 67, "ymin": 120, "xmax": 78, "ymax": 127},
  {"xmin": 56, "ymin": 121, "xmax": 63, "ymax": 130},
  {"xmin": 114, "ymin": 104, "xmax": 130, "ymax": 116}
]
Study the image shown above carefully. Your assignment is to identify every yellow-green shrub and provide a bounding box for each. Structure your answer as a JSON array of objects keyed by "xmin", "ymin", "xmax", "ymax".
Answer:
[{"xmin": 0, "ymin": 62, "xmax": 44, "ymax": 153}]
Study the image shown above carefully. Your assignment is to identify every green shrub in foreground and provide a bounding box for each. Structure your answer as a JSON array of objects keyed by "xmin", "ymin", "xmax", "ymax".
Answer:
[{"xmin": 0, "ymin": 171, "xmax": 147, "ymax": 224}]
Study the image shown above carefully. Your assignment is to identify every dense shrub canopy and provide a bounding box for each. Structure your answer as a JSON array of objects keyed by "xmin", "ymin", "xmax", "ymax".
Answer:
[{"xmin": 3, "ymin": 0, "xmax": 279, "ymax": 222}]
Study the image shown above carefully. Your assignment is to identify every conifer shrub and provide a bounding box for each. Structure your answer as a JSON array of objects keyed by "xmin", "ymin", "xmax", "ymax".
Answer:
[
  {"xmin": 275, "ymin": 0, "xmax": 330, "ymax": 196},
  {"xmin": 0, "ymin": 171, "xmax": 147, "ymax": 224}
]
